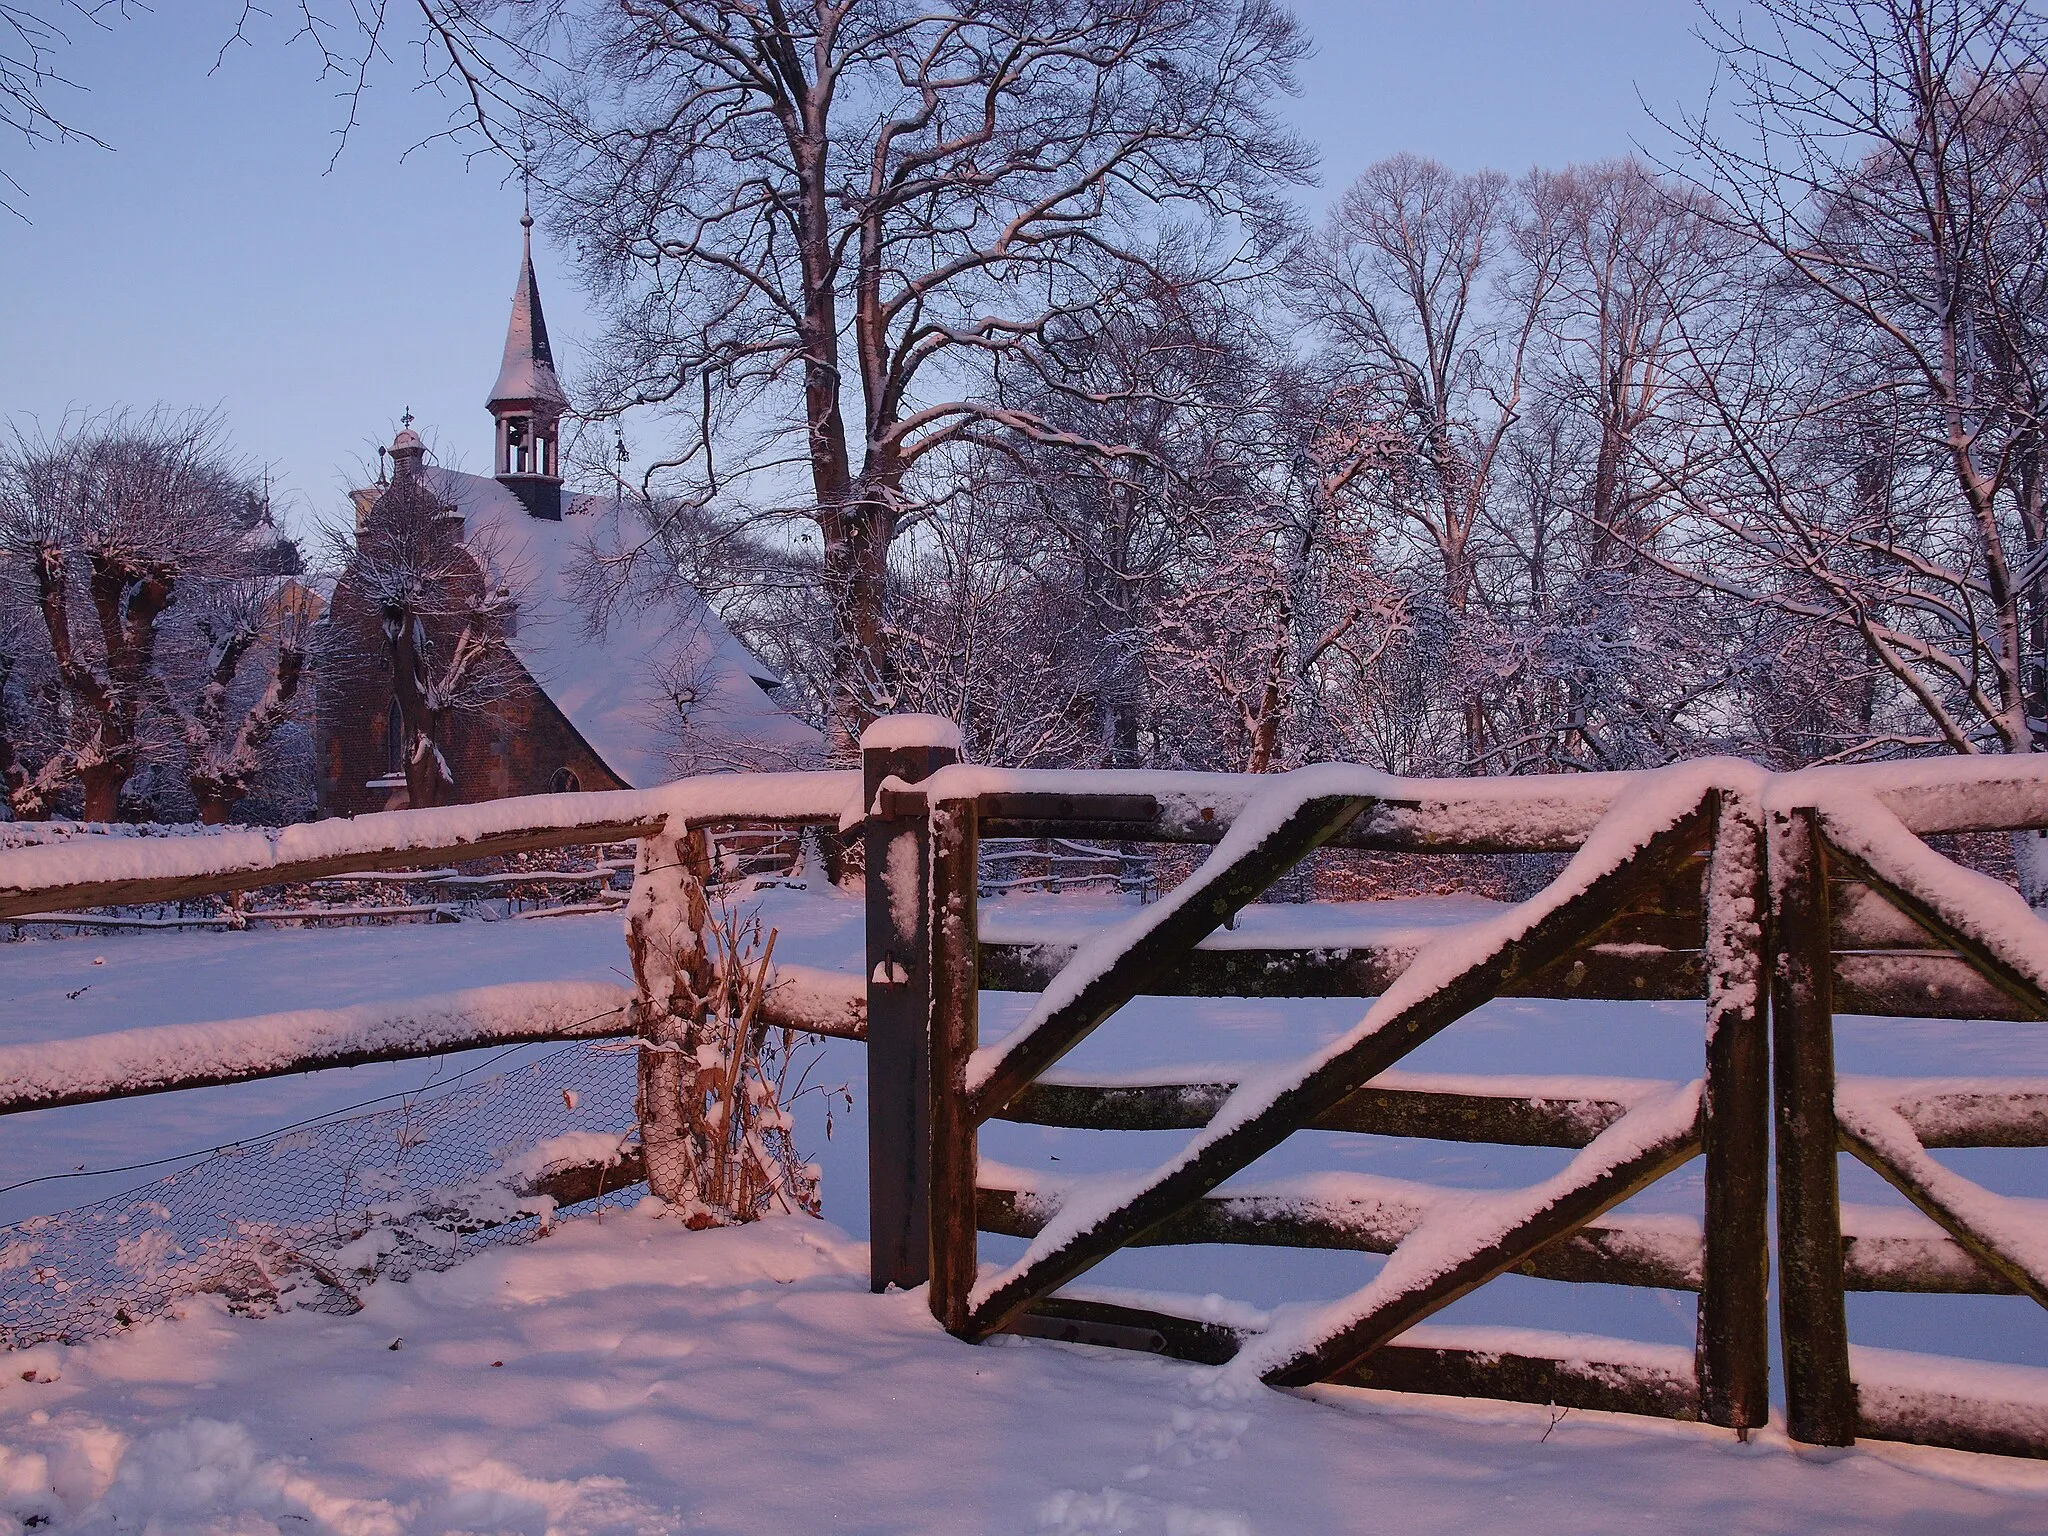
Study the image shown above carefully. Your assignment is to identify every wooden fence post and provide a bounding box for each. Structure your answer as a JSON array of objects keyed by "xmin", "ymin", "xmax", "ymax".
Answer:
[
  {"xmin": 1768, "ymin": 802, "xmax": 1857, "ymax": 1446},
  {"xmin": 864, "ymin": 715, "xmax": 962, "ymax": 1292},
  {"xmin": 929, "ymin": 794, "xmax": 980, "ymax": 1333},
  {"xmin": 625, "ymin": 819, "xmax": 715, "ymax": 1210},
  {"xmin": 1697, "ymin": 787, "xmax": 1771, "ymax": 1432}
]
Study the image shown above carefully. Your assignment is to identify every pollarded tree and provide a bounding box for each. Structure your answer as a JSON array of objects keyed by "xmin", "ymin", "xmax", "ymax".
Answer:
[
  {"xmin": 0, "ymin": 410, "xmax": 307, "ymax": 822},
  {"xmin": 403, "ymin": 0, "xmax": 1312, "ymax": 755},
  {"xmin": 152, "ymin": 567, "xmax": 316, "ymax": 823}
]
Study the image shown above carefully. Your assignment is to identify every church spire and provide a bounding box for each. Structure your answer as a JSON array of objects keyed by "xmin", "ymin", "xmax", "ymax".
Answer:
[{"xmin": 488, "ymin": 204, "xmax": 569, "ymax": 519}]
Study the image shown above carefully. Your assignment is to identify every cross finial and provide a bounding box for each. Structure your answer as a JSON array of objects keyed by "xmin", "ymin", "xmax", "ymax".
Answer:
[{"xmin": 401, "ymin": 406, "xmax": 415, "ymax": 430}]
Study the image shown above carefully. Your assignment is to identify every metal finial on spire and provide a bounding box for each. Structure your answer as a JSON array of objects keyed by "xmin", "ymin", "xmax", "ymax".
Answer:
[
  {"xmin": 615, "ymin": 425, "xmax": 629, "ymax": 465},
  {"xmin": 401, "ymin": 406, "xmax": 415, "ymax": 430},
  {"xmin": 521, "ymin": 134, "xmax": 535, "ymax": 232}
]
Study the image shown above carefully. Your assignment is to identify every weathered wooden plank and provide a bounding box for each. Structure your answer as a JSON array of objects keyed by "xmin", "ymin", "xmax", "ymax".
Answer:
[
  {"xmin": 0, "ymin": 824, "xmax": 670, "ymax": 920},
  {"xmin": 1257, "ymin": 1102, "xmax": 1703, "ymax": 1388},
  {"xmin": 984, "ymin": 937, "xmax": 2048, "ymax": 1021},
  {"xmin": 1842, "ymin": 1224, "xmax": 2021, "ymax": 1294},
  {"xmin": 964, "ymin": 796, "xmax": 1714, "ymax": 1343},
  {"xmin": 0, "ymin": 964, "xmax": 860, "ymax": 1119},
  {"xmin": 979, "ymin": 938, "xmax": 1703, "ymax": 1002},
  {"xmin": 0, "ymin": 984, "xmax": 636, "ymax": 1116},
  {"xmin": 1855, "ymin": 1372, "xmax": 2048, "ymax": 1458},
  {"xmin": 0, "ymin": 772, "xmax": 857, "ymax": 922},
  {"xmin": 977, "ymin": 792, "xmax": 1163, "ymax": 831},
  {"xmin": 1000, "ymin": 1297, "xmax": 1709, "ymax": 1424},
  {"xmin": 1833, "ymin": 951, "xmax": 2048, "ymax": 1022},
  {"xmin": 864, "ymin": 730, "xmax": 957, "ymax": 1293},
  {"xmin": 928, "ymin": 795, "xmax": 981, "ymax": 1335},
  {"xmin": 1831, "ymin": 880, "xmax": 1940, "ymax": 949},
  {"xmin": 969, "ymin": 779, "xmax": 1622, "ymax": 854},
  {"xmin": 972, "ymin": 792, "xmax": 1376, "ymax": 1121},
  {"xmin": 997, "ymin": 1077, "xmax": 1640, "ymax": 1147},
  {"xmin": 930, "ymin": 756, "xmax": 2048, "ymax": 859},
  {"xmin": 1001, "ymin": 1296, "xmax": 1247, "ymax": 1365},
  {"xmin": 518, "ymin": 1149, "xmax": 2014, "ymax": 1298},
  {"xmin": 1836, "ymin": 1112, "xmax": 2048, "ymax": 1309},
  {"xmin": 1325, "ymin": 1339, "xmax": 1702, "ymax": 1422},
  {"xmin": 977, "ymin": 1184, "xmax": 1702, "ymax": 1290},
  {"xmin": 1886, "ymin": 1083, "xmax": 2048, "ymax": 1147},
  {"xmin": 1866, "ymin": 766, "xmax": 2048, "ymax": 836},
  {"xmin": 1818, "ymin": 805, "xmax": 2048, "ymax": 1021},
  {"xmin": 1698, "ymin": 790, "xmax": 1771, "ymax": 1432},
  {"xmin": 1769, "ymin": 804, "xmax": 1858, "ymax": 1448}
]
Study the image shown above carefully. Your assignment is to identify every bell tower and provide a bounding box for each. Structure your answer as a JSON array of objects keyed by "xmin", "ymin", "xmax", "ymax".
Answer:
[{"xmin": 486, "ymin": 208, "xmax": 570, "ymax": 519}]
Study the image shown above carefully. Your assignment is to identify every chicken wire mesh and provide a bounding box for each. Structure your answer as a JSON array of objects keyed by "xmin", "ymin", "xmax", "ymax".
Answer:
[{"xmin": 0, "ymin": 1041, "xmax": 645, "ymax": 1350}]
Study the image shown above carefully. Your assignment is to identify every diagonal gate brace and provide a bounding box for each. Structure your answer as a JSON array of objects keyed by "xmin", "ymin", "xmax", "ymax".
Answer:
[
  {"xmin": 971, "ymin": 787, "xmax": 1378, "ymax": 1120},
  {"xmin": 1251, "ymin": 1083, "xmax": 1703, "ymax": 1387},
  {"xmin": 963, "ymin": 787, "xmax": 1714, "ymax": 1342}
]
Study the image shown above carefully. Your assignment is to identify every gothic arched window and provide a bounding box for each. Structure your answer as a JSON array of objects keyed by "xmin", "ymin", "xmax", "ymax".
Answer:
[{"xmin": 550, "ymin": 767, "xmax": 581, "ymax": 795}]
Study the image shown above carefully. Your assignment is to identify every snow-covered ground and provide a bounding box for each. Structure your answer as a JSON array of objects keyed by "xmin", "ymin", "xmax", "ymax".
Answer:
[
  {"xmin": 9, "ymin": 1212, "xmax": 2048, "ymax": 1535},
  {"xmin": 3, "ymin": 882, "xmax": 2048, "ymax": 1530}
]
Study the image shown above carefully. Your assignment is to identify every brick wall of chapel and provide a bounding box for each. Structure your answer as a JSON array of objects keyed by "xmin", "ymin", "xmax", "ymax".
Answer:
[{"xmin": 314, "ymin": 569, "xmax": 626, "ymax": 818}]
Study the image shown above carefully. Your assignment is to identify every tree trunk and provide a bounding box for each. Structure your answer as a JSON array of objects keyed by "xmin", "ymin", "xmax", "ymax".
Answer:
[
  {"xmin": 820, "ymin": 485, "xmax": 899, "ymax": 760},
  {"xmin": 80, "ymin": 766, "xmax": 121, "ymax": 823},
  {"xmin": 2013, "ymin": 828, "xmax": 2048, "ymax": 911}
]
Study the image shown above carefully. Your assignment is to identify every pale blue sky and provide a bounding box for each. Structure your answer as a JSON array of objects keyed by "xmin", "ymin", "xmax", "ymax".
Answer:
[{"xmin": 0, "ymin": 2, "xmax": 1715, "ymax": 541}]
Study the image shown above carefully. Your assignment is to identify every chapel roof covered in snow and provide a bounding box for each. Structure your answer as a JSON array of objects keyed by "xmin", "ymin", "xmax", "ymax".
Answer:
[{"xmin": 428, "ymin": 465, "xmax": 819, "ymax": 787}]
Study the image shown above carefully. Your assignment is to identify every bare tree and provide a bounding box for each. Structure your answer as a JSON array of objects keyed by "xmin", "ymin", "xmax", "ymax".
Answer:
[
  {"xmin": 1296, "ymin": 155, "xmax": 1569, "ymax": 766},
  {"xmin": 0, "ymin": 410, "xmax": 305, "ymax": 822},
  {"xmin": 152, "ymin": 571, "xmax": 315, "ymax": 823},
  {"xmin": 319, "ymin": 439, "xmax": 523, "ymax": 809},
  {"xmin": 1452, "ymin": 161, "xmax": 1740, "ymax": 774},
  {"xmin": 0, "ymin": 1, "xmax": 130, "ymax": 213},
  {"xmin": 391, "ymin": 0, "xmax": 1310, "ymax": 755},
  {"xmin": 1658, "ymin": 0, "xmax": 2048, "ymax": 891},
  {"xmin": 1300, "ymin": 156, "xmax": 1564, "ymax": 614}
]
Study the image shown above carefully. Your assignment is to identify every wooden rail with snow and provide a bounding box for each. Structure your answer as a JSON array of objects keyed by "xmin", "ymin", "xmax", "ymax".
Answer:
[
  {"xmin": 0, "ymin": 772, "xmax": 857, "ymax": 920},
  {"xmin": 867, "ymin": 749, "xmax": 2048, "ymax": 1460},
  {"xmin": 0, "ymin": 772, "xmax": 868, "ymax": 1119}
]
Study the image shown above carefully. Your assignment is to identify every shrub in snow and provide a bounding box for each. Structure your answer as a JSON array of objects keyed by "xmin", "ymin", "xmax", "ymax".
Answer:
[{"xmin": 626, "ymin": 823, "xmax": 821, "ymax": 1226}]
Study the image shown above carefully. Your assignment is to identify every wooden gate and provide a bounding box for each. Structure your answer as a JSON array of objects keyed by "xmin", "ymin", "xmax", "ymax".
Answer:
[{"xmin": 860, "ymin": 737, "xmax": 2048, "ymax": 1458}]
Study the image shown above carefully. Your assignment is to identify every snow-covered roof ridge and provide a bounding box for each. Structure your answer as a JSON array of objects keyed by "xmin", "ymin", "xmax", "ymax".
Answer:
[{"xmin": 431, "ymin": 468, "xmax": 821, "ymax": 786}]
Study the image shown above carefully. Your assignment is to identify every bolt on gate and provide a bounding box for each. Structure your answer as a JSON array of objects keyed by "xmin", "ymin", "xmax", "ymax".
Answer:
[{"xmin": 862, "ymin": 726, "xmax": 2048, "ymax": 1459}]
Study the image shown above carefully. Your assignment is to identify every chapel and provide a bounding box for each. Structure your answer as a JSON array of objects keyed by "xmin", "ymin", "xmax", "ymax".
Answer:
[{"xmin": 313, "ymin": 216, "xmax": 820, "ymax": 815}]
